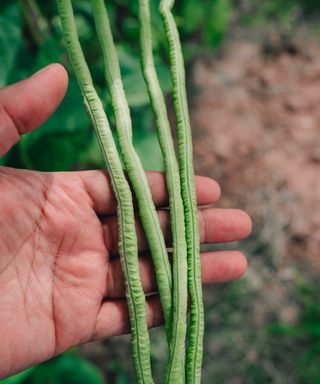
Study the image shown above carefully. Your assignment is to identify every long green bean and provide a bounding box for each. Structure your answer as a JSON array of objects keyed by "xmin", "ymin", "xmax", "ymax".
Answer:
[
  {"xmin": 159, "ymin": 0, "xmax": 204, "ymax": 383},
  {"xmin": 57, "ymin": 1, "xmax": 153, "ymax": 382},
  {"xmin": 90, "ymin": 0, "xmax": 172, "ymax": 338},
  {"xmin": 138, "ymin": 0, "xmax": 188, "ymax": 382}
]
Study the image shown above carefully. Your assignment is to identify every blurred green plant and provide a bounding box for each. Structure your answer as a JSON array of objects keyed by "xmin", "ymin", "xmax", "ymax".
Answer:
[
  {"xmin": 268, "ymin": 277, "xmax": 320, "ymax": 383},
  {"xmin": 0, "ymin": 351, "xmax": 106, "ymax": 384},
  {"xmin": 238, "ymin": 0, "xmax": 320, "ymax": 31},
  {"xmin": 0, "ymin": 0, "xmax": 231, "ymax": 174}
]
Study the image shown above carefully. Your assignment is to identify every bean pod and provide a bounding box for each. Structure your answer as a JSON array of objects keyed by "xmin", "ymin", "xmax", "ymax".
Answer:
[
  {"xmin": 139, "ymin": 0, "xmax": 188, "ymax": 381},
  {"xmin": 91, "ymin": 0, "xmax": 172, "ymax": 338},
  {"xmin": 57, "ymin": 1, "xmax": 153, "ymax": 382},
  {"xmin": 159, "ymin": 0, "xmax": 204, "ymax": 383}
]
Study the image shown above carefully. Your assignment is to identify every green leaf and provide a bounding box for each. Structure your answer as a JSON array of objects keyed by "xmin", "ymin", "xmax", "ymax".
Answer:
[
  {"xmin": 19, "ymin": 77, "xmax": 90, "ymax": 171},
  {"xmin": 267, "ymin": 324, "xmax": 301, "ymax": 337},
  {"xmin": 78, "ymin": 134, "xmax": 105, "ymax": 169},
  {"xmin": 0, "ymin": 368, "xmax": 35, "ymax": 384},
  {"xmin": 204, "ymin": 0, "xmax": 231, "ymax": 47},
  {"xmin": 0, "ymin": 4, "xmax": 22, "ymax": 88},
  {"xmin": 117, "ymin": 46, "xmax": 171, "ymax": 108},
  {"xmin": 33, "ymin": 37, "xmax": 64, "ymax": 71},
  {"xmin": 6, "ymin": 39, "xmax": 34, "ymax": 84},
  {"xmin": 0, "ymin": 0, "xmax": 17, "ymax": 13},
  {"xmin": 123, "ymin": 72, "xmax": 150, "ymax": 107},
  {"xmin": 133, "ymin": 129, "xmax": 164, "ymax": 171},
  {"xmin": 108, "ymin": 361, "xmax": 131, "ymax": 384},
  {"xmin": 20, "ymin": 131, "xmax": 90, "ymax": 171},
  {"xmin": 0, "ymin": 154, "xmax": 7, "ymax": 166},
  {"xmin": 26, "ymin": 354, "xmax": 105, "ymax": 384},
  {"xmin": 122, "ymin": 17, "xmax": 139, "ymax": 42},
  {"xmin": 35, "ymin": 76, "xmax": 89, "ymax": 136},
  {"xmin": 181, "ymin": 0, "xmax": 206, "ymax": 34}
]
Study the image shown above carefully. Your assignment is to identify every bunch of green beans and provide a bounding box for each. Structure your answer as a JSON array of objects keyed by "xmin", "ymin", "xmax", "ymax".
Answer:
[
  {"xmin": 159, "ymin": 1, "xmax": 204, "ymax": 383},
  {"xmin": 139, "ymin": 0, "xmax": 188, "ymax": 382},
  {"xmin": 57, "ymin": 1, "xmax": 153, "ymax": 382},
  {"xmin": 90, "ymin": 0, "xmax": 173, "ymax": 339},
  {"xmin": 57, "ymin": 0, "xmax": 203, "ymax": 383}
]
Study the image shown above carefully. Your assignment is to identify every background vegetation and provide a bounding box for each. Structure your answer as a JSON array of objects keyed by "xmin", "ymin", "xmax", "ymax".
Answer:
[{"xmin": 0, "ymin": 0, "xmax": 319, "ymax": 383}]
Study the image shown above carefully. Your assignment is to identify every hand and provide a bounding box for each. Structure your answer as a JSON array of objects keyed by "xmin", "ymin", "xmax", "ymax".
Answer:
[{"xmin": 0, "ymin": 64, "xmax": 251, "ymax": 378}]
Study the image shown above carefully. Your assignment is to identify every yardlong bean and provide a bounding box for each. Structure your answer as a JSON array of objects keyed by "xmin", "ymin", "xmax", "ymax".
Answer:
[
  {"xmin": 90, "ymin": 0, "xmax": 172, "ymax": 337},
  {"xmin": 159, "ymin": 0, "xmax": 204, "ymax": 383},
  {"xmin": 57, "ymin": 1, "xmax": 153, "ymax": 382},
  {"xmin": 139, "ymin": 0, "xmax": 188, "ymax": 382}
]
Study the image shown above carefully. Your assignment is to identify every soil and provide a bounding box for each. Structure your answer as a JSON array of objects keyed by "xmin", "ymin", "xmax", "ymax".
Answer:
[{"xmin": 190, "ymin": 37, "xmax": 320, "ymax": 274}]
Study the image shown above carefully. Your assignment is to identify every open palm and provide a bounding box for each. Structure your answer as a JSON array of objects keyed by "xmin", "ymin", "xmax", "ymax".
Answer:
[{"xmin": 0, "ymin": 64, "xmax": 251, "ymax": 379}]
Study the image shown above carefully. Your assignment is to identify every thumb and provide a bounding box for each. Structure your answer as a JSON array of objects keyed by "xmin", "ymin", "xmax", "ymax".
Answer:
[{"xmin": 0, "ymin": 63, "xmax": 68, "ymax": 157}]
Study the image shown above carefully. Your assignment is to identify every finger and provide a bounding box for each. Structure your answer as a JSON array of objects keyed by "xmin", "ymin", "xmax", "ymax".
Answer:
[
  {"xmin": 0, "ymin": 63, "xmax": 68, "ymax": 156},
  {"xmin": 103, "ymin": 208, "xmax": 252, "ymax": 255},
  {"xmin": 72, "ymin": 170, "xmax": 221, "ymax": 214},
  {"xmin": 93, "ymin": 294, "xmax": 162, "ymax": 339},
  {"xmin": 106, "ymin": 250, "xmax": 247, "ymax": 298},
  {"xmin": 200, "ymin": 250, "xmax": 247, "ymax": 284}
]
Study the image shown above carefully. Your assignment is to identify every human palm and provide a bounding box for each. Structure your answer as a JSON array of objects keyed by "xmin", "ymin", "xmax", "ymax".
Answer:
[
  {"xmin": 0, "ymin": 165, "xmax": 116, "ymax": 374},
  {"xmin": 0, "ymin": 64, "xmax": 251, "ymax": 379}
]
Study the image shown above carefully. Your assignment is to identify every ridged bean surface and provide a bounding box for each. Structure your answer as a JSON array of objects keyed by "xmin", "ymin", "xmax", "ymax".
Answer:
[
  {"xmin": 160, "ymin": 0, "xmax": 204, "ymax": 383},
  {"xmin": 139, "ymin": 0, "xmax": 188, "ymax": 382},
  {"xmin": 57, "ymin": 1, "xmax": 153, "ymax": 382},
  {"xmin": 91, "ymin": 0, "xmax": 172, "ymax": 338}
]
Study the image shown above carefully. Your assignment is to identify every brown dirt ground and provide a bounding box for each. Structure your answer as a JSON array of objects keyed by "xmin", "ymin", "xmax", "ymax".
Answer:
[{"xmin": 190, "ymin": 38, "xmax": 320, "ymax": 274}]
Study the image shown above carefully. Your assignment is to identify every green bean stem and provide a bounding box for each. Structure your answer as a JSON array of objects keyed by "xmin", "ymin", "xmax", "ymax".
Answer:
[
  {"xmin": 57, "ymin": 1, "xmax": 153, "ymax": 382},
  {"xmin": 139, "ymin": 0, "xmax": 188, "ymax": 382},
  {"xmin": 90, "ymin": 0, "xmax": 172, "ymax": 338},
  {"xmin": 159, "ymin": 0, "xmax": 204, "ymax": 383}
]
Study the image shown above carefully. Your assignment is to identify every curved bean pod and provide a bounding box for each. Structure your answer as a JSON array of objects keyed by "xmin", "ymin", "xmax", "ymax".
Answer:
[
  {"xmin": 159, "ymin": 0, "xmax": 204, "ymax": 383},
  {"xmin": 57, "ymin": 1, "xmax": 153, "ymax": 382},
  {"xmin": 90, "ymin": 0, "xmax": 172, "ymax": 338},
  {"xmin": 138, "ymin": 0, "xmax": 188, "ymax": 380}
]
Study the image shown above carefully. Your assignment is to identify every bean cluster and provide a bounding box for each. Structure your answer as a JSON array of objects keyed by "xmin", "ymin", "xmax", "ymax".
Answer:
[{"xmin": 57, "ymin": 1, "xmax": 203, "ymax": 383}]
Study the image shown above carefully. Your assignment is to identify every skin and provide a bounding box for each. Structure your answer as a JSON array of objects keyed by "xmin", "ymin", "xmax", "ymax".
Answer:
[{"xmin": 0, "ymin": 64, "xmax": 252, "ymax": 379}]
